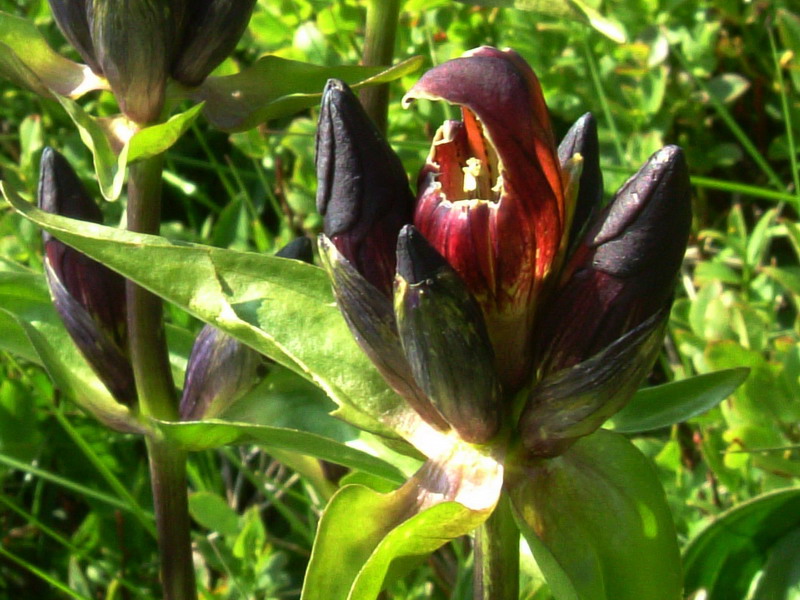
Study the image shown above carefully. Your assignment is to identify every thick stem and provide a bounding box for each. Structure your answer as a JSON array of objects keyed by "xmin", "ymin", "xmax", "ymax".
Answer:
[
  {"xmin": 147, "ymin": 438, "xmax": 196, "ymax": 600},
  {"xmin": 126, "ymin": 154, "xmax": 177, "ymax": 421},
  {"xmin": 126, "ymin": 155, "xmax": 195, "ymax": 599},
  {"xmin": 474, "ymin": 492, "xmax": 519, "ymax": 600},
  {"xmin": 359, "ymin": 0, "xmax": 401, "ymax": 135}
]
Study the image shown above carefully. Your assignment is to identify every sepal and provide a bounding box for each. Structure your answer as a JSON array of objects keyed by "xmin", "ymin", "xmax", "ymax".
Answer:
[
  {"xmin": 521, "ymin": 307, "xmax": 668, "ymax": 457},
  {"xmin": 394, "ymin": 225, "xmax": 500, "ymax": 444}
]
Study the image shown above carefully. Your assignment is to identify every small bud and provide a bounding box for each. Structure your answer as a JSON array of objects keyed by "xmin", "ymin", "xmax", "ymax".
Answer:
[
  {"xmin": 316, "ymin": 78, "xmax": 414, "ymax": 296},
  {"xmin": 48, "ymin": 0, "xmax": 102, "ymax": 74},
  {"xmin": 394, "ymin": 225, "xmax": 501, "ymax": 443},
  {"xmin": 171, "ymin": 0, "xmax": 256, "ymax": 87},
  {"xmin": 87, "ymin": 0, "xmax": 176, "ymax": 122},
  {"xmin": 535, "ymin": 145, "xmax": 691, "ymax": 375},
  {"xmin": 38, "ymin": 147, "xmax": 135, "ymax": 406},
  {"xmin": 558, "ymin": 113, "xmax": 602, "ymax": 247},
  {"xmin": 179, "ymin": 325, "xmax": 264, "ymax": 420},
  {"xmin": 179, "ymin": 237, "xmax": 313, "ymax": 421}
]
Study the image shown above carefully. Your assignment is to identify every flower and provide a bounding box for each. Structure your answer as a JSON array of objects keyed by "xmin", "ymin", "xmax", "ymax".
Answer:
[
  {"xmin": 38, "ymin": 147, "xmax": 136, "ymax": 406},
  {"xmin": 316, "ymin": 47, "xmax": 691, "ymax": 456},
  {"xmin": 48, "ymin": 0, "xmax": 256, "ymax": 122}
]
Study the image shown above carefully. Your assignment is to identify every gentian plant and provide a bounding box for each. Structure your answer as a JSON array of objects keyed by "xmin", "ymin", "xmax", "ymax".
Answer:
[{"xmin": 312, "ymin": 46, "xmax": 691, "ymax": 599}]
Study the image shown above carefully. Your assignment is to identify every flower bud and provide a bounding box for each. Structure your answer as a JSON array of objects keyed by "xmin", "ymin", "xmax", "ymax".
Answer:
[
  {"xmin": 48, "ymin": 0, "xmax": 102, "ymax": 74},
  {"xmin": 558, "ymin": 112, "xmax": 602, "ymax": 247},
  {"xmin": 318, "ymin": 235, "xmax": 448, "ymax": 430},
  {"xmin": 171, "ymin": 0, "xmax": 256, "ymax": 87},
  {"xmin": 179, "ymin": 237, "xmax": 311, "ymax": 421},
  {"xmin": 394, "ymin": 225, "xmax": 501, "ymax": 443},
  {"xmin": 87, "ymin": 0, "xmax": 176, "ymax": 122},
  {"xmin": 535, "ymin": 145, "xmax": 691, "ymax": 375},
  {"xmin": 38, "ymin": 147, "xmax": 135, "ymax": 406},
  {"xmin": 403, "ymin": 47, "xmax": 564, "ymax": 391},
  {"xmin": 316, "ymin": 78, "xmax": 414, "ymax": 297},
  {"xmin": 179, "ymin": 325, "xmax": 264, "ymax": 420}
]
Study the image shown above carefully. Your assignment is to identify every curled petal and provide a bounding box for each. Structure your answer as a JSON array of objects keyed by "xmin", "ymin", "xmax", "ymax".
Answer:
[
  {"xmin": 520, "ymin": 307, "xmax": 668, "ymax": 458},
  {"xmin": 394, "ymin": 226, "xmax": 501, "ymax": 444},
  {"xmin": 536, "ymin": 145, "xmax": 691, "ymax": 374},
  {"xmin": 316, "ymin": 78, "xmax": 414, "ymax": 296},
  {"xmin": 404, "ymin": 47, "xmax": 564, "ymax": 390}
]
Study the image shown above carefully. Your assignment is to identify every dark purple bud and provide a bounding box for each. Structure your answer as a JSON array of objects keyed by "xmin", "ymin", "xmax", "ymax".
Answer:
[
  {"xmin": 275, "ymin": 235, "xmax": 313, "ymax": 263},
  {"xmin": 558, "ymin": 112, "xmax": 602, "ymax": 247},
  {"xmin": 87, "ymin": 0, "xmax": 176, "ymax": 122},
  {"xmin": 48, "ymin": 0, "xmax": 102, "ymax": 74},
  {"xmin": 179, "ymin": 325, "xmax": 264, "ymax": 420},
  {"xmin": 318, "ymin": 235, "xmax": 448, "ymax": 430},
  {"xmin": 535, "ymin": 145, "xmax": 691, "ymax": 375},
  {"xmin": 38, "ymin": 147, "xmax": 135, "ymax": 406},
  {"xmin": 171, "ymin": 0, "xmax": 256, "ymax": 87},
  {"xmin": 315, "ymin": 78, "xmax": 414, "ymax": 296},
  {"xmin": 521, "ymin": 308, "xmax": 668, "ymax": 457},
  {"xmin": 394, "ymin": 225, "xmax": 501, "ymax": 444}
]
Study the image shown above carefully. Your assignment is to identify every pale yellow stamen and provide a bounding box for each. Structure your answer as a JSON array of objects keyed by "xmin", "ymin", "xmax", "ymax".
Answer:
[{"xmin": 462, "ymin": 156, "xmax": 484, "ymax": 194}]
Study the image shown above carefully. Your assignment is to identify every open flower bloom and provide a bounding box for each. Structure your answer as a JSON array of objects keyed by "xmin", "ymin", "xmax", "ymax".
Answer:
[{"xmin": 316, "ymin": 47, "xmax": 691, "ymax": 458}]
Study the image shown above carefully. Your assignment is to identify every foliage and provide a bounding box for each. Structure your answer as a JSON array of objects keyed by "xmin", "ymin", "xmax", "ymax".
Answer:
[{"xmin": 0, "ymin": 0, "xmax": 798, "ymax": 598}]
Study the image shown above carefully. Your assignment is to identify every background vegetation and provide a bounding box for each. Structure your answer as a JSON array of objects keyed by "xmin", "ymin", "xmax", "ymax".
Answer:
[{"xmin": 0, "ymin": 0, "xmax": 799, "ymax": 598}]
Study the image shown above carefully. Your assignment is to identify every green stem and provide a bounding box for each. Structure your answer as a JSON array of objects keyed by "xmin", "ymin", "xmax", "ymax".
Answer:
[
  {"xmin": 473, "ymin": 492, "xmax": 519, "ymax": 600},
  {"xmin": 359, "ymin": 0, "xmax": 401, "ymax": 135},
  {"xmin": 126, "ymin": 154, "xmax": 177, "ymax": 421},
  {"xmin": 126, "ymin": 155, "xmax": 196, "ymax": 600},
  {"xmin": 147, "ymin": 438, "xmax": 196, "ymax": 600}
]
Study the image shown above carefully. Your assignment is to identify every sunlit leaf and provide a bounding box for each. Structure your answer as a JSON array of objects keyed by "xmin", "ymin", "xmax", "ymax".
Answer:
[{"xmin": 508, "ymin": 430, "xmax": 681, "ymax": 600}]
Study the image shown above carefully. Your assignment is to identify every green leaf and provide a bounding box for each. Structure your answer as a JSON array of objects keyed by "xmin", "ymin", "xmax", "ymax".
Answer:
[
  {"xmin": 54, "ymin": 97, "xmax": 205, "ymax": 200},
  {"xmin": 684, "ymin": 489, "xmax": 800, "ymax": 600},
  {"xmin": 302, "ymin": 448, "xmax": 503, "ymax": 600},
  {"xmin": 193, "ymin": 55, "xmax": 423, "ymax": 132},
  {"xmin": 608, "ymin": 368, "xmax": 750, "ymax": 433},
  {"xmin": 508, "ymin": 430, "xmax": 681, "ymax": 600},
  {"xmin": 451, "ymin": 0, "xmax": 626, "ymax": 43},
  {"xmin": 0, "ymin": 11, "xmax": 105, "ymax": 98},
  {"xmin": 157, "ymin": 420, "xmax": 404, "ymax": 486},
  {"xmin": 188, "ymin": 491, "xmax": 241, "ymax": 538},
  {"xmin": 752, "ymin": 527, "xmax": 800, "ymax": 600},
  {"xmin": 3, "ymin": 186, "xmax": 414, "ymax": 440}
]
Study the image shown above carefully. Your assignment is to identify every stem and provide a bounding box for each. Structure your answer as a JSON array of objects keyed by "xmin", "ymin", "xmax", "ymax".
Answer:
[
  {"xmin": 126, "ymin": 154, "xmax": 177, "ymax": 421},
  {"xmin": 359, "ymin": 0, "xmax": 401, "ymax": 135},
  {"xmin": 147, "ymin": 438, "xmax": 196, "ymax": 600},
  {"xmin": 474, "ymin": 492, "xmax": 519, "ymax": 600},
  {"xmin": 126, "ymin": 155, "xmax": 196, "ymax": 599}
]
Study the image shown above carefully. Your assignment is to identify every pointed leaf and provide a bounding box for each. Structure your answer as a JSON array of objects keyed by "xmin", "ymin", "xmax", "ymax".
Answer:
[
  {"xmin": 508, "ymin": 430, "xmax": 681, "ymax": 600},
  {"xmin": 3, "ymin": 185, "xmax": 413, "ymax": 440},
  {"xmin": 54, "ymin": 97, "xmax": 205, "ymax": 200},
  {"xmin": 608, "ymin": 367, "xmax": 750, "ymax": 433},
  {"xmin": 193, "ymin": 55, "xmax": 423, "ymax": 132},
  {"xmin": 302, "ymin": 446, "xmax": 503, "ymax": 600},
  {"xmin": 0, "ymin": 11, "xmax": 105, "ymax": 98},
  {"xmin": 157, "ymin": 420, "xmax": 404, "ymax": 486}
]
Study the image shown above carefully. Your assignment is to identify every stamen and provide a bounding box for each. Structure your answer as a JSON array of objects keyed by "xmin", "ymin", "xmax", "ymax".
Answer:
[{"xmin": 463, "ymin": 157, "xmax": 483, "ymax": 194}]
